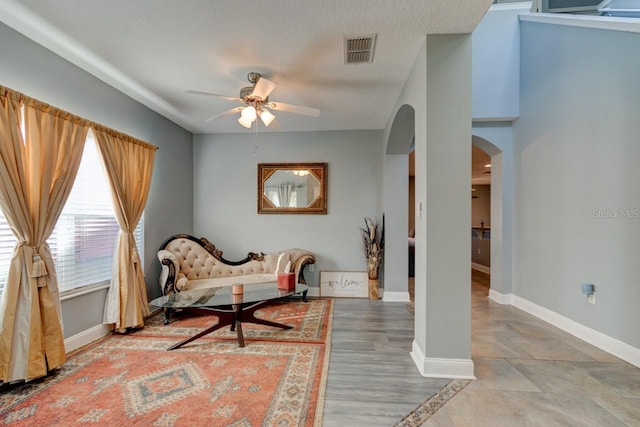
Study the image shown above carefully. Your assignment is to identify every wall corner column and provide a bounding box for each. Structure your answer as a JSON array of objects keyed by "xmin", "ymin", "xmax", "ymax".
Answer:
[{"xmin": 412, "ymin": 33, "xmax": 475, "ymax": 379}]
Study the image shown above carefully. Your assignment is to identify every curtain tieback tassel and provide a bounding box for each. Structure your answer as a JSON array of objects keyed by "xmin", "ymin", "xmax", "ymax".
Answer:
[
  {"xmin": 31, "ymin": 253, "xmax": 49, "ymax": 287},
  {"xmin": 132, "ymin": 249, "xmax": 140, "ymax": 265}
]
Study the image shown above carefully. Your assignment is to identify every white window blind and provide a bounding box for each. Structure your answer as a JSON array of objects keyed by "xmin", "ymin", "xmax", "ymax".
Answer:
[
  {"xmin": 0, "ymin": 219, "xmax": 13, "ymax": 292},
  {"xmin": 0, "ymin": 131, "xmax": 144, "ymax": 295}
]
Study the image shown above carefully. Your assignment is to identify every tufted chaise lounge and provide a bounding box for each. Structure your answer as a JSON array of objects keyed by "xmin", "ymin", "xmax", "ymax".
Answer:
[{"xmin": 157, "ymin": 234, "xmax": 315, "ymax": 296}]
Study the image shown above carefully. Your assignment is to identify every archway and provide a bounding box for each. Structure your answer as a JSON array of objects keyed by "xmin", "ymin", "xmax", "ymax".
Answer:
[
  {"xmin": 471, "ymin": 134, "xmax": 505, "ymax": 297},
  {"xmin": 387, "ymin": 104, "xmax": 416, "ymax": 154},
  {"xmin": 382, "ymin": 104, "xmax": 415, "ymax": 301}
]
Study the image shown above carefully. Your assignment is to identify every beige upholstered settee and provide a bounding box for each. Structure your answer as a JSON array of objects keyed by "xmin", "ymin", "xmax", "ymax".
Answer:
[{"xmin": 157, "ymin": 234, "xmax": 315, "ymax": 296}]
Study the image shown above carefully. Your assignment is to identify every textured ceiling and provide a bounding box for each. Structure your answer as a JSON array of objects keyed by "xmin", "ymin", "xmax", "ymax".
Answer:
[{"xmin": 0, "ymin": 0, "xmax": 492, "ymax": 134}]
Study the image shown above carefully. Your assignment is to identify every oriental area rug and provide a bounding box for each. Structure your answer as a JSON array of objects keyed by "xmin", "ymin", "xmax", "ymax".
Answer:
[{"xmin": 0, "ymin": 298, "xmax": 333, "ymax": 427}]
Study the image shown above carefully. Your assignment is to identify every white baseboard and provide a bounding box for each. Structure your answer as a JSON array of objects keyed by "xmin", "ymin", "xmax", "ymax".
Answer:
[
  {"xmin": 383, "ymin": 291, "xmax": 410, "ymax": 302},
  {"xmin": 488, "ymin": 288, "xmax": 513, "ymax": 305},
  {"xmin": 510, "ymin": 294, "xmax": 640, "ymax": 369},
  {"xmin": 64, "ymin": 323, "xmax": 110, "ymax": 353},
  {"xmin": 411, "ymin": 340, "xmax": 476, "ymax": 379},
  {"xmin": 471, "ymin": 262, "xmax": 490, "ymax": 274}
]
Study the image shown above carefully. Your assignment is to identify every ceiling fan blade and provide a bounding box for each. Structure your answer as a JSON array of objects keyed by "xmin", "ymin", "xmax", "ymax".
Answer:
[
  {"xmin": 267, "ymin": 101, "xmax": 320, "ymax": 117},
  {"xmin": 185, "ymin": 90, "xmax": 243, "ymax": 103},
  {"xmin": 205, "ymin": 107, "xmax": 242, "ymax": 122},
  {"xmin": 251, "ymin": 77, "xmax": 277, "ymax": 100},
  {"xmin": 268, "ymin": 118, "xmax": 282, "ymax": 131}
]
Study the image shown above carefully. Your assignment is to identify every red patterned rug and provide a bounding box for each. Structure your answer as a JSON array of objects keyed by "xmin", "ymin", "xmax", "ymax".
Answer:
[
  {"xmin": 139, "ymin": 298, "xmax": 330, "ymax": 344},
  {"xmin": 0, "ymin": 298, "xmax": 333, "ymax": 426}
]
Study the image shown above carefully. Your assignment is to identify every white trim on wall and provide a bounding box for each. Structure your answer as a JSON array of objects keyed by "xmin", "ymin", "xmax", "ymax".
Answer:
[
  {"xmin": 520, "ymin": 12, "xmax": 640, "ymax": 34},
  {"xmin": 487, "ymin": 292, "xmax": 640, "ymax": 368},
  {"xmin": 488, "ymin": 288, "xmax": 513, "ymax": 305},
  {"xmin": 411, "ymin": 341, "xmax": 476, "ymax": 379},
  {"xmin": 64, "ymin": 323, "xmax": 110, "ymax": 353},
  {"xmin": 382, "ymin": 291, "xmax": 410, "ymax": 302},
  {"xmin": 64, "ymin": 286, "xmax": 324, "ymax": 353},
  {"xmin": 491, "ymin": 1, "xmax": 533, "ymax": 12},
  {"xmin": 471, "ymin": 262, "xmax": 491, "ymax": 275},
  {"xmin": 0, "ymin": 0, "xmax": 193, "ymax": 131}
]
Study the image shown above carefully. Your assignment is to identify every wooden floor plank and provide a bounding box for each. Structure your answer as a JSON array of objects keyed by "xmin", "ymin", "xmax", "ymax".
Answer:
[{"xmin": 322, "ymin": 297, "xmax": 448, "ymax": 426}]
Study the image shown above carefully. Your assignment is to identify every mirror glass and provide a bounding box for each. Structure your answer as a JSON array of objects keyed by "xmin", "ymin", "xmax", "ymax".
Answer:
[{"xmin": 258, "ymin": 163, "xmax": 327, "ymax": 214}]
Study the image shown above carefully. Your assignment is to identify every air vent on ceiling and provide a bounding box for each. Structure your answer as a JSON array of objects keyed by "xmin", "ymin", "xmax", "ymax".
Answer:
[{"xmin": 344, "ymin": 35, "xmax": 377, "ymax": 64}]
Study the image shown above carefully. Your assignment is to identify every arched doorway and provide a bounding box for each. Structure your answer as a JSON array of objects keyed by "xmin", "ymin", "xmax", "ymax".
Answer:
[
  {"xmin": 471, "ymin": 134, "xmax": 507, "ymax": 298},
  {"xmin": 381, "ymin": 112, "xmax": 510, "ymax": 303},
  {"xmin": 382, "ymin": 104, "xmax": 415, "ymax": 302}
]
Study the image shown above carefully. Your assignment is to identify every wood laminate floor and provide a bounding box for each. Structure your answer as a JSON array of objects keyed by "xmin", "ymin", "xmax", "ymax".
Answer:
[
  {"xmin": 322, "ymin": 270, "xmax": 640, "ymax": 426},
  {"xmin": 322, "ymin": 297, "xmax": 448, "ymax": 426}
]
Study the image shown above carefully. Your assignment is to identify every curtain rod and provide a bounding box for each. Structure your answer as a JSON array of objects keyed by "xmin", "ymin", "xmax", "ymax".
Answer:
[{"xmin": 0, "ymin": 84, "xmax": 158, "ymax": 151}]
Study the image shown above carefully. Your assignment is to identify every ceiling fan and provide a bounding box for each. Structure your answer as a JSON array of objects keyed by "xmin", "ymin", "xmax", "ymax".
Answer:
[{"xmin": 186, "ymin": 72, "xmax": 320, "ymax": 129}]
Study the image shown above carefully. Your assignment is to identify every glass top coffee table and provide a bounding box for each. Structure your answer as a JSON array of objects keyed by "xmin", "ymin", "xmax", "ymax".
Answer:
[{"xmin": 150, "ymin": 282, "xmax": 309, "ymax": 350}]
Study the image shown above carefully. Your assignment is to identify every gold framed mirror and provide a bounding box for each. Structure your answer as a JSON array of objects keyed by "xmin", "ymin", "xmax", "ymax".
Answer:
[{"xmin": 258, "ymin": 163, "xmax": 327, "ymax": 214}]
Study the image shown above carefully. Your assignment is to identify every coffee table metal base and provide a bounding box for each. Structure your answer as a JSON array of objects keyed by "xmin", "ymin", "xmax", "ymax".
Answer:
[{"xmin": 164, "ymin": 300, "xmax": 293, "ymax": 350}]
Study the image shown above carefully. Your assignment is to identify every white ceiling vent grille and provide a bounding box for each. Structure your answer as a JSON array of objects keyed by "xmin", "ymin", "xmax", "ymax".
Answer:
[{"xmin": 344, "ymin": 35, "xmax": 376, "ymax": 64}]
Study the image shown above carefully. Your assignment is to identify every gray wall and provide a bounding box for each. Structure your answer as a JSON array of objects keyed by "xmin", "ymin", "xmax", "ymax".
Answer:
[
  {"xmin": 472, "ymin": 127, "xmax": 515, "ymax": 296},
  {"xmin": 515, "ymin": 21, "xmax": 640, "ymax": 349},
  {"xmin": 423, "ymin": 34, "xmax": 472, "ymax": 361},
  {"xmin": 384, "ymin": 35, "xmax": 474, "ymax": 376},
  {"xmin": 382, "ymin": 154, "xmax": 409, "ymax": 296},
  {"xmin": 472, "ymin": 2, "xmax": 525, "ymax": 120},
  {"xmin": 192, "ymin": 130, "xmax": 383, "ymax": 290},
  {"xmin": 0, "ymin": 22, "xmax": 194, "ymax": 337},
  {"xmin": 470, "ymin": 2, "xmax": 524, "ymax": 296}
]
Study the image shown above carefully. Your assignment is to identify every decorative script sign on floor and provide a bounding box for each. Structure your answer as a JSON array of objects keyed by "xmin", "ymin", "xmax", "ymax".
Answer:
[{"xmin": 320, "ymin": 271, "xmax": 368, "ymax": 298}]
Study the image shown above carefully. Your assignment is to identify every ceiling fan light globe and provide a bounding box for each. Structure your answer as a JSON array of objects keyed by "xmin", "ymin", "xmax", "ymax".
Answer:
[
  {"xmin": 238, "ymin": 116, "xmax": 252, "ymax": 128},
  {"xmin": 259, "ymin": 109, "xmax": 276, "ymax": 127},
  {"xmin": 241, "ymin": 106, "xmax": 257, "ymax": 122}
]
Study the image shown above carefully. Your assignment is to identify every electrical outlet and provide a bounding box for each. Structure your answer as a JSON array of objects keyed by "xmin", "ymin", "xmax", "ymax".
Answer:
[
  {"xmin": 309, "ymin": 264, "xmax": 315, "ymax": 272},
  {"xmin": 477, "ymin": 249, "xmax": 481, "ymax": 254}
]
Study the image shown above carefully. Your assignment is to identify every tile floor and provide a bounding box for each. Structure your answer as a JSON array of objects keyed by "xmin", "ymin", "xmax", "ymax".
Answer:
[{"xmin": 425, "ymin": 271, "xmax": 640, "ymax": 426}]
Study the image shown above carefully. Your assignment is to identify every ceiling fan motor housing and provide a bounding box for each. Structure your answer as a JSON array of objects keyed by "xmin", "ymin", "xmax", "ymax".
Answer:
[
  {"xmin": 240, "ymin": 86, "xmax": 254, "ymax": 100},
  {"xmin": 240, "ymin": 86, "xmax": 268, "ymax": 104},
  {"xmin": 186, "ymin": 70, "xmax": 318, "ymax": 126}
]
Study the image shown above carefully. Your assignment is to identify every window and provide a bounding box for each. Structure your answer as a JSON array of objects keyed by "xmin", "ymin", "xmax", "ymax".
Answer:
[
  {"xmin": 0, "ymin": 130, "xmax": 144, "ymax": 295},
  {"xmin": 0, "ymin": 219, "xmax": 13, "ymax": 293},
  {"xmin": 266, "ymin": 189, "xmax": 298, "ymax": 208}
]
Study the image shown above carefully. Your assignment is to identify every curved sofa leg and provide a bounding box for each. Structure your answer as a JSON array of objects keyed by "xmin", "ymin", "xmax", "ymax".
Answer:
[{"xmin": 302, "ymin": 289, "xmax": 308, "ymax": 303}]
